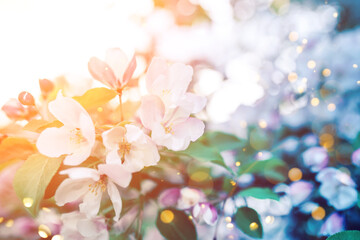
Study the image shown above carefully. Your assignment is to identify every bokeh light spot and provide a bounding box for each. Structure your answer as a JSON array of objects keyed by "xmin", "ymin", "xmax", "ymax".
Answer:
[
  {"xmin": 5, "ymin": 219, "xmax": 14, "ymax": 228},
  {"xmin": 226, "ymin": 223, "xmax": 234, "ymax": 229},
  {"xmin": 258, "ymin": 120, "xmax": 267, "ymax": 128},
  {"xmin": 225, "ymin": 216, "xmax": 232, "ymax": 223},
  {"xmin": 311, "ymin": 206, "xmax": 325, "ymax": 220},
  {"xmin": 322, "ymin": 68, "xmax": 331, "ymax": 77},
  {"xmin": 327, "ymin": 103, "xmax": 336, "ymax": 111},
  {"xmin": 235, "ymin": 161, "xmax": 241, "ymax": 167},
  {"xmin": 249, "ymin": 222, "xmax": 259, "ymax": 231},
  {"xmin": 311, "ymin": 98, "xmax": 320, "ymax": 106},
  {"xmin": 307, "ymin": 60, "xmax": 316, "ymax": 69},
  {"xmin": 288, "ymin": 31, "xmax": 299, "ymax": 42},
  {"xmin": 320, "ymin": 133, "xmax": 334, "ymax": 149},
  {"xmin": 288, "ymin": 168, "xmax": 302, "ymax": 181},
  {"xmin": 23, "ymin": 197, "xmax": 33, "ymax": 208},
  {"xmin": 38, "ymin": 224, "xmax": 51, "ymax": 238},
  {"xmin": 52, "ymin": 235, "xmax": 64, "ymax": 240},
  {"xmin": 288, "ymin": 72, "xmax": 298, "ymax": 82},
  {"xmin": 265, "ymin": 215, "xmax": 274, "ymax": 224},
  {"xmin": 160, "ymin": 210, "xmax": 174, "ymax": 224}
]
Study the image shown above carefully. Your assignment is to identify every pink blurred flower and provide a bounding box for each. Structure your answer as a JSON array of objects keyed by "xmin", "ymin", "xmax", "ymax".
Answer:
[
  {"xmin": 36, "ymin": 93, "xmax": 95, "ymax": 166},
  {"xmin": 55, "ymin": 166, "xmax": 132, "ymax": 221},
  {"xmin": 60, "ymin": 211, "xmax": 108, "ymax": 240},
  {"xmin": 88, "ymin": 48, "xmax": 136, "ymax": 91},
  {"xmin": 1, "ymin": 98, "xmax": 37, "ymax": 120},
  {"xmin": 102, "ymin": 124, "xmax": 159, "ymax": 172},
  {"xmin": 320, "ymin": 212, "xmax": 344, "ymax": 236},
  {"xmin": 351, "ymin": 148, "xmax": 360, "ymax": 166},
  {"xmin": 302, "ymin": 147, "xmax": 328, "ymax": 172},
  {"xmin": 192, "ymin": 202, "xmax": 218, "ymax": 225},
  {"xmin": 178, "ymin": 187, "xmax": 206, "ymax": 209},
  {"xmin": 158, "ymin": 188, "xmax": 181, "ymax": 207},
  {"xmin": 289, "ymin": 181, "xmax": 313, "ymax": 206}
]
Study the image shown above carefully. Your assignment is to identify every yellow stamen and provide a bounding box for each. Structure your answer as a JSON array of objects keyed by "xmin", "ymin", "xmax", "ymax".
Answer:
[
  {"xmin": 70, "ymin": 128, "xmax": 86, "ymax": 144},
  {"xmin": 88, "ymin": 175, "xmax": 107, "ymax": 195}
]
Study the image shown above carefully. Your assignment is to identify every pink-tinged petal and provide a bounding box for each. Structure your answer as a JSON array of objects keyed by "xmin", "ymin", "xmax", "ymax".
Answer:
[
  {"xmin": 102, "ymin": 126, "xmax": 126, "ymax": 150},
  {"xmin": 179, "ymin": 93, "xmax": 207, "ymax": 114},
  {"xmin": 139, "ymin": 95, "xmax": 165, "ymax": 130},
  {"xmin": 107, "ymin": 181, "xmax": 122, "ymax": 221},
  {"xmin": 122, "ymin": 54, "xmax": 137, "ymax": 86},
  {"xmin": 167, "ymin": 62, "xmax": 193, "ymax": 104},
  {"xmin": 79, "ymin": 112, "xmax": 95, "ymax": 148},
  {"xmin": 98, "ymin": 164, "xmax": 132, "ymax": 188},
  {"xmin": 203, "ymin": 204, "xmax": 217, "ymax": 225},
  {"xmin": 55, "ymin": 178, "xmax": 92, "ymax": 206},
  {"xmin": 60, "ymin": 168, "xmax": 100, "ymax": 181},
  {"xmin": 146, "ymin": 57, "xmax": 169, "ymax": 93},
  {"xmin": 158, "ymin": 188, "xmax": 181, "ymax": 207},
  {"xmin": 105, "ymin": 48, "xmax": 128, "ymax": 85},
  {"xmin": 174, "ymin": 117, "xmax": 205, "ymax": 142},
  {"xmin": 36, "ymin": 127, "xmax": 72, "ymax": 157},
  {"xmin": 88, "ymin": 57, "xmax": 117, "ymax": 89},
  {"xmin": 48, "ymin": 93, "xmax": 90, "ymax": 128},
  {"xmin": 79, "ymin": 189, "xmax": 103, "ymax": 217},
  {"xmin": 63, "ymin": 146, "xmax": 92, "ymax": 166}
]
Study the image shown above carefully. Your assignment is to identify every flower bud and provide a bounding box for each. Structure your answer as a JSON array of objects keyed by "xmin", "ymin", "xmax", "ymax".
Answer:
[
  {"xmin": 39, "ymin": 79, "xmax": 54, "ymax": 95},
  {"xmin": 18, "ymin": 91, "xmax": 35, "ymax": 106}
]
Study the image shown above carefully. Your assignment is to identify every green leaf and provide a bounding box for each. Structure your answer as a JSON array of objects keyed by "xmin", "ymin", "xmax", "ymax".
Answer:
[
  {"xmin": 238, "ymin": 187, "xmax": 279, "ymax": 201},
  {"xmin": 13, "ymin": 154, "xmax": 62, "ymax": 216},
  {"xmin": 238, "ymin": 158, "xmax": 285, "ymax": 175},
  {"xmin": 180, "ymin": 141, "xmax": 227, "ymax": 168},
  {"xmin": 327, "ymin": 230, "xmax": 360, "ymax": 240},
  {"xmin": 156, "ymin": 208, "xmax": 197, "ymax": 240},
  {"xmin": 203, "ymin": 131, "xmax": 244, "ymax": 152},
  {"xmin": 235, "ymin": 207, "xmax": 263, "ymax": 239},
  {"xmin": 73, "ymin": 87, "xmax": 117, "ymax": 110}
]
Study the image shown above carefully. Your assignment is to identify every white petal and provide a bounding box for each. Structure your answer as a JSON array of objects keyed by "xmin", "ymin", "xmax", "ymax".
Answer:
[
  {"xmin": 60, "ymin": 168, "xmax": 100, "ymax": 181},
  {"xmin": 79, "ymin": 189, "xmax": 103, "ymax": 217},
  {"xmin": 105, "ymin": 48, "xmax": 128, "ymax": 83},
  {"xmin": 98, "ymin": 164, "xmax": 132, "ymax": 188},
  {"xmin": 36, "ymin": 127, "xmax": 72, "ymax": 157},
  {"xmin": 107, "ymin": 181, "xmax": 122, "ymax": 221},
  {"xmin": 79, "ymin": 112, "xmax": 95, "ymax": 148},
  {"xmin": 64, "ymin": 146, "xmax": 92, "ymax": 166},
  {"xmin": 102, "ymin": 126, "xmax": 126, "ymax": 150},
  {"xmin": 48, "ymin": 93, "xmax": 90, "ymax": 128},
  {"xmin": 125, "ymin": 124, "xmax": 145, "ymax": 143},
  {"xmin": 55, "ymin": 178, "xmax": 92, "ymax": 206},
  {"xmin": 178, "ymin": 93, "xmax": 207, "ymax": 114},
  {"xmin": 77, "ymin": 218, "xmax": 99, "ymax": 238},
  {"xmin": 106, "ymin": 149, "xmax": 122, "ymax": 165},
  {"xmin": 139, "ymin": 95, "xmax": 165, "ymax": 130}
]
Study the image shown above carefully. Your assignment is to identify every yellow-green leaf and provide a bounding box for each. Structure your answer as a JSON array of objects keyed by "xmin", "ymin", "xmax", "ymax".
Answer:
[
  {"xmin": 13, "ymin": 154, "xmax": 62, "ymax": 216},
  {"xmin": 73, "ymin": 87, "xmax": 117, "ymax": 110}
]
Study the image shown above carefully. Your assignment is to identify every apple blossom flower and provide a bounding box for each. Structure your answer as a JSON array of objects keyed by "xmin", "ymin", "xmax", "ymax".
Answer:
[
  {"xmin": 178, "ymin": 187, "xmax": 206, "ymax": 209},
  {"xmin": 88, "ymin": 48, "xmax": 136, "ymax": 91},
  {"xmin": 192, "ymin": 202, "xmax": 218, "ymax": 225},
  {"xmin": 302, "ymin": 147, "xmax": 328, "ymax": 172},
  {"xmin": 158, "ymin": 188, "xmax": 181, "ymax": 207},
  {"xmin": 36, "ymin": 94, "xmax": 95, "ymax": 166},
  {"xmin": 316, "ymin": 167, "xmax": 358, "ymax": 210},
  {"xmin": 60, "ymin": 211, "xmax": 108, "ymax": 240},
  {"xmin": 319, "ymin": 212, "xmax": 344, "ymax": 236},
  {"xmin": 146, "ymin": 57, "xmax": 206, "ymax": 112},
  {"xmin": 54, "ymin": 165, "xmax": 132, "ymax": 221},
  {"xmin": 288, "ymin": 181, "xmax": 313, "ymax": 206},
  {"xmin": 139, "ymin": 95, "xmax": 205, "ymax": 151},
  {"xmin": 102, "ymin": 124, "xmax": 160, "ymax": 172},
  {"xmin": 2, "ymin": 98, "xmax": 37, "ymax": 120}
]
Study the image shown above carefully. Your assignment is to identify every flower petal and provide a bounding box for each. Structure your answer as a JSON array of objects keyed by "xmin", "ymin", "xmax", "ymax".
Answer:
[
  {"xmin": 98, "ymin": 164, "xmax": 132, "ymax": 188},
  {"xmin": 63, "ymin": 146, "xmax": 92, "ymax": 166},
  {"xmin": 36, "ymin": 127, "xmax": 72, "ymax": 157},
  {"xmin": 88, "ymin": 57, "xmax": 117, "ymax": 89},
  {"xmin": 122, "ymin": 54, "xmax": 137, "ymax": 86},
  {"xmin": 79, "ymin": 112, "xmax": 95, "ymax": 148},
  {"xmin": 139, "ymin": 95, "xmax": 165, "ymax": 130},
  {"xmin": 146, "ymin": 57, "xmax": 169, "ymax": 93},
  {"xmin": 60, "ymin": 168, "xmax": 100, "ymax": 181},
  {"xmin": 178, "ymin": 93, "xmax": 207, "ymax": 114},
  {"xmin": 102, "ymin": 126, "xmax": 126, "ymax": 150},
  {"xmin": 48, "ymin": 93, "xmax": 91, "ymax": 128},
  {"xmin": 55, "ymin": 178, "xmax": 92, "ymax": 206},
  {"xmin": 107, "ymin": 181, "xmax": 122, "ymax": 221},
  {"xmin": 105, "ymin": 48, "xmax": 128, "ymax": 85},
  {"xmin": 79, "ymin": 189, "xmax": 103, "ymax": 217}
]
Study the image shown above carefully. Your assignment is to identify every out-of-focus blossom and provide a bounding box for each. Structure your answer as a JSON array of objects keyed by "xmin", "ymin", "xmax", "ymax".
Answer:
[
  {"xmin": 289, "ymin": 181, "xmax": 313, "ymax": 206},
  {"xmin": 55, "ymin": 166, "xmax": 132, "ymax": 221},
  {"xmin": 36, "ymin": 94, "xmax": 95, "ymax": 166},
  {"xmin": 36, "ymin": 208, "xmax": 62, "ymax": 236},
  {"xmin": 55, "ymin": 74, "xmax": 93, "ymax": 97},
  {"xmin": 60, "ymin": 211, "xmax": 108, "ymax": 240},
  {"xmin": 1, "ymin": 98, "xmax": 37, "ymax": 120},
  {"xmin": 88, "ymin": 48, "xmax": 136, "ymax": 91},
  {"xmin": 302, "ymin": 147, "xmax": 328, "ymax": 172},
  {"xmin": 319, "ymin": 212, "xmax": 344, "ymax": 236},
  {"xmin": 178, "ymin": 187, "xmax": 206, "ymax": 209},
  {"xmin": 0, "ymin": 217, "xmax": 37, "ymax": 239},
  {"xmin": 351, "ymin": 148, "xmax": 360, "ymax": 166},
  {"xmin": 140, "ymin": 95, "xmax": 205, "ymax": 151},
  {"xmin": 102, "ymin": 124, "xmax": 159, "ymax": 172},
  {"xmin": 146, "ymin": 57, "xmax": 206, "ymax": 112},
  {"xmin": 158, "ymin": 188, "xmax": 181, "ymax": 207},
  {"xmin": 192, "ymin": 202, "xmax": 218, "ymax": 225},
  {"xmin": 316, "ymin": 167, "xmax": 358, "ymax": 210}
]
